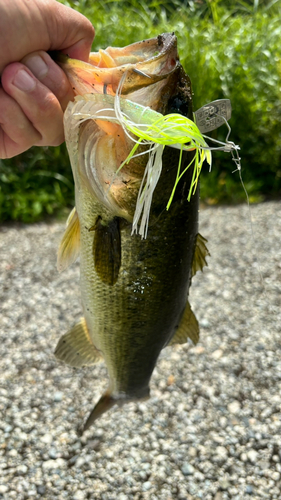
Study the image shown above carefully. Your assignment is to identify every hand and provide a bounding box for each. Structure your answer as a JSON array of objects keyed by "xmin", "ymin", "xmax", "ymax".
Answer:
[{"xmin": 0, "ymin": 0, "xmax": 95, "ymax": 159}]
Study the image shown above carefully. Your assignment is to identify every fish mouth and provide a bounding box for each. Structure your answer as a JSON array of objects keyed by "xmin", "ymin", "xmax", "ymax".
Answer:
[
  {"xmin": 56, "ymin": 33, "xmax": 180, "ymax": 101},
  {"xmin": 61, "ymin": 33, "xmax": 186, "ymax": 220}
]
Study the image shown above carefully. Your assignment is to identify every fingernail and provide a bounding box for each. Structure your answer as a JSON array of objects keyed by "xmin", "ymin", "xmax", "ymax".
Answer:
[
  {"xmin": 25, "ymin": 55, "xmax": 48, "ymax": 79},
  {"xmin": 13, "ymin": 69, "xmax": 36, "ymax": 92}
]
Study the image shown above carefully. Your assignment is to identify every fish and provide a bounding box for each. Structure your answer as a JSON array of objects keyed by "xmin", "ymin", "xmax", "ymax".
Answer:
[{"xmin": 55, "ymin": 33, "xmax": 209, "ymax": 433}]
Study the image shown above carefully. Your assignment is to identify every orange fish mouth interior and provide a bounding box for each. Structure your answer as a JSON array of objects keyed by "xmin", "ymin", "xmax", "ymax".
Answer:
[
  {"xmin": 88, "ymin": 34, "xmax": 178, "ymax": 71},
  {"xmin": 58, "ymin": 33, "xmax": 180, "ymax": 96},
  {"xmin": 61, "ymin": 34, "xmax": 185, "ymax": 221}
]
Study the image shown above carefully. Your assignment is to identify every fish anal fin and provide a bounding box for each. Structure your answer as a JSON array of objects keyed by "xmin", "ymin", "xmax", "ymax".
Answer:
[
  {"xmin": 192, "ymin": 233, "xmax": 210, "ymax": 277},
  {"xmin": 57, "ymin": 207, "xmax": 80, "ymax": 272},
  {"xmin": 93, "ymin": 217, "xmax": 121, "ymax": 286},
  {"xmin": 80, "ymin": 390, "xmax": 116, "ymax": 435},
  {"xmin": 54, "ymin": 318, "xmax": 102, "ymax": 367},
  {"xmin": 169, "ymin": 301, "xmax": 199, "ymax": 346}
]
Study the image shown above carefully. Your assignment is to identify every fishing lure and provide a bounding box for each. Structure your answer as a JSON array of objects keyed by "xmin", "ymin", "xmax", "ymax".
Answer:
[
  {"xmin": 71, "ymin": 77, "xmax": 240, "ymax": 238},
  {"xmin": 111, "ymin": 76, "xmax": 240, "ymax": 237}
]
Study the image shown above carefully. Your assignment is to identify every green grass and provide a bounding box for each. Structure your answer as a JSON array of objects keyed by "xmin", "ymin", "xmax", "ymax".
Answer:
[{"xmin": 1, "ymin": 0, "xmax": 280, "ymax": 222}]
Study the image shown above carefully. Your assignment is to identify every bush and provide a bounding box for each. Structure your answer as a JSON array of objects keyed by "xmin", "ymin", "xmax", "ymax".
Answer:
[
  {"xmin": 0, "ymin": 145, "xmax": 73, "ymax": 222},
  {"xmin": 1, "ymin": 0, "xmax": 280, "ymax": 221}
]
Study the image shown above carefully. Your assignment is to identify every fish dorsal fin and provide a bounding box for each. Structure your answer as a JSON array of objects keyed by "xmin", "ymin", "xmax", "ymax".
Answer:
[
  {"xmin": 54, "ymin": 318, "xmax": 102, "ymax": 367},
  {"xmin": 93, "ymin": 216, "xmax": 121, "ymax": 286},
  {"xmin": 169, "ymin": 301, "xmax": 199, "ymax": 346},
  {"xmin": 192, "ymin": 233, "xmax": 210, "ymax": 277},
  {"xmin": 57, "ymin": 207, "xmax": 80, "ymax": 272}
]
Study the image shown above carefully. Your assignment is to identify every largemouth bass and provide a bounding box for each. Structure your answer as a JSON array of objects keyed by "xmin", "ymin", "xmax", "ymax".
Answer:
[{"xmin": 55, "ymin": 33, "xmax": 209, "ymax": 433}]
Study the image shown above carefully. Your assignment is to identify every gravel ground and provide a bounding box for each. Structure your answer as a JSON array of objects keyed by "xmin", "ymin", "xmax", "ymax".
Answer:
[{"xmin": 0, "ymin": 201, "xmax": 281, "ymax": 500}]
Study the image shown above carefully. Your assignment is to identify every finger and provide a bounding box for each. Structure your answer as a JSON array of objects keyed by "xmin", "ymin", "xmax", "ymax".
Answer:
[
  {"xmin": 0, "ymin": 1, "xmax": 95, "ymax": 74},
  {"xmin": 1, "ymin": 62, "xmax": 65, "ymax": 148},
  {"xmin": 0, "ymin": 88, "xmax": 41, "ymax": 159},
  {"xmin": 21, "ymin": 51, "xmax": 74, "ymax": 111},
  {"xmin": 48, "ymin": 2, "xmax": 95, "ymax": 62}
]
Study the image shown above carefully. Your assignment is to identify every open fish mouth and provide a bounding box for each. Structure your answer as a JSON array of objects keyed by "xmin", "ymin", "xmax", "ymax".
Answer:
[
  {"xmin": 56, "ymin": 33, "xmax": 180, "ymax": 101},
  {"xmin": 57, "ymin": 33, "xmax": 195, "ymax": 229}
]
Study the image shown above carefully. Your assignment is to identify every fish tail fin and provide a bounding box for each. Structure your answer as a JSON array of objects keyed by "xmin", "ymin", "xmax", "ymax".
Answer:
[{"xmin": 78, "ymin": 390, "xmax": 116, "ymax": 435}]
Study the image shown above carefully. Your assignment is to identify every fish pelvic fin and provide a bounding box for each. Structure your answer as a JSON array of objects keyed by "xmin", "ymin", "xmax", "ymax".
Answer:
[
  {"xmin": 79, "ymin": 390, "xmax": 116, "ymax": 435},
  {"xmin": 192, "ymin": 233, "xmax": 210, "ymax": 277},
  {"xmin": 92, "ymin": 216, "xmax": 121, "ymax": 286},
  {"xmin": 54, "ymin": 318, "xmax": 102, "ymax": 367},
  {"xmin": 57, "ymin": 207, "xmax": 80, "ymax": 272},
  {"xmin": 169, "ymin": 301, "xmax": 199, "ymax": 346}
]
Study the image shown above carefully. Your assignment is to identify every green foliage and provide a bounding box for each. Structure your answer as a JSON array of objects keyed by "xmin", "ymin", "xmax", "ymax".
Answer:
[
  {"xmin": 177, "ymin": 5, "xmax": 281, "ymax": 203},
  {"xmin": 0, "ymin": 145, "xmax": 73, "ymax": 222},
  {"xmin": 1, "ymin": 0, "xmax": 280, "ymax": 222}
]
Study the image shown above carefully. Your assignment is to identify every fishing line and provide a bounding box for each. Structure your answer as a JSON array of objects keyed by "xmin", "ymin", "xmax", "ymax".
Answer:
[{"xmin": 212, "ymin": 114, "xmax": 266, "ymax": 294}]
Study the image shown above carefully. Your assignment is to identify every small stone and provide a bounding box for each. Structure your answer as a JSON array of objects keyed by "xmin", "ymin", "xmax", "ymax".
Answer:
[
  {"xmin": 211, "ymin": 349, "xmax": 223, "ymax": 360},
  {"xmin": 228, "ymin": 401, "xmax": 241, "ymax": 414},
  {"xmin": 142, "ymin": 462, "xmax": 151, "ymax": 470},
  {"xmin": 8, "ymin": 449, "xmax": 18, "ymax": 457},
  {"xmin": 27, "ymin": 490, "xmax": 37, "ymax": 497},
  {"xmin": 76, "ymin": 457, "xmax": 86, "ymax": 468},
  {"xmin": 259, "ymin": 460, "xmax": 269, "ymax": 470},
  {"xmin": 73, "ymin": 491, "xmax": 86, "ymax": 500},
  {"xmin": 247, "ymin": 450, "xmax": 258, "ymax": 463},
  {"xmin": 17, "ymin": 464, "xmax": 28, "ymax": 474},
  {"xmin": 271, "ymin": 471, "xmax": 280, "ymax": 482},
  {"xmin": 214, "ymin": 493, "xmax": 223, "ymax": 500},
  {"xmin": 142, "ymin": 481, "xmax": 152, "ymax": 491},
  {"xmin": 48, "ymin": 447, "xmax": 58, "ymax": 459},
  {"xmin": 36, "ymin": 485, "xmax": 46, "ymax": 496},
  {"xmin": 216, "ymin": 446, "xmax": 228, "ymax": 459},
  {"xmin": 219, "ymin": 417, "xmax": 228, "ymax": 428},
  {"xmin": 181, "ymin": 462, "xmax": 194, "ymax": 475},
  {"xmin": 0, "ymin": 485, "xmax": 8, "ymax": 494},
  {"xmin": 194, "ymin": 346, "xmax": 205, "ymax": 354},
  {"xmin": 201, "ymin": 318, "xmax": 210, "ymax": 328},
  {"xmin": 87, "ymin": 439, "xmax": 100, "ymax": 451},
  {"xmin": 42, "ymin": 458, "xmax": 66, "ymax": 469},
  {"xmin": 41, "ymin": 433, "xmax": 53, "ymax": 444},
  {"xmin": 219, "ymin": 477, "xmax": 230, "ymax": 490},
  {"xmin": 245, "ymin": 485, "xmax": 253, "ymax": 494},
  {"xmin": 188, "ymin": 447, "xmax": 197, "ymax": 457},
  {"xmin": 53, "ymin": 391, "xmax": 63, "ymax": 402},
  {"xmin": 68, "ymin": 455, "xmax": 79, "ymax": 466},
  {"xmin": 71, "ymin": 441, "xmax": 82, "ymax": 451},
  {"xmin": 167, "ymin": 374, "xmax": 175, "ymax": 385}
]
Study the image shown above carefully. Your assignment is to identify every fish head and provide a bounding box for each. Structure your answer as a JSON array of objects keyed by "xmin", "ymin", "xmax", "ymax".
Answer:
[
  {"xmin": 60, "ymin": 33, "xmax": 192, "ymax": 220},
  {"xmin": 58, "ymin": 33, "xmax": 179, "ymax": 102}
]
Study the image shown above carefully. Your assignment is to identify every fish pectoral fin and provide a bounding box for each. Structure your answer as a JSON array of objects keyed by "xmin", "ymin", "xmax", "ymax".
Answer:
[
  {"xmin": 93, "ymin": 216, "xmax": 121, "ymax": 286},
  {"xmin": 54, "ymin": 318, "xmax": 102, "ymax": 367},
  {"xmin": 57, "ymin": 207, "xmax": 80, "ymax": 272},
  {"xmin": 169, "ymin": 301, "xmax": 199, "ymax": 346},
  {"xmin": 192, "ymin": 233, "xmax": 210, "ymax": 277},
  {"xmin": 79, "ymin": 390, "xmax": 116, "ymax": 435}
]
